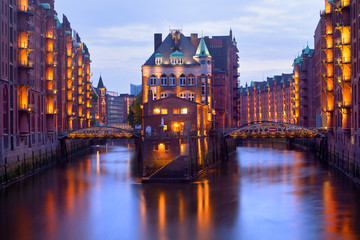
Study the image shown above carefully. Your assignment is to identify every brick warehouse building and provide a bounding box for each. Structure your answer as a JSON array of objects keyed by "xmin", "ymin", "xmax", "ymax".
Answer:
[
  {"xmin": 0, "ymin": 1, "xmax": 93, "ymax": 170},
  {"xmin": 203, "ymin": 30, "xmax": 239, "ymax": 128},
  {"xmin": 238, "ymin": 74, "xmax": 294, "ymax": 125},
  {"xmin": 319, "ymin": 0, "xmax": 360, "ymax": 175},
  {"xmin": 142, "ymin": 30, "xmax": 213, "ymax": 136},
  {"xmin": 142, "ymin": 29, "xmax": 240, "ymax": 134}
]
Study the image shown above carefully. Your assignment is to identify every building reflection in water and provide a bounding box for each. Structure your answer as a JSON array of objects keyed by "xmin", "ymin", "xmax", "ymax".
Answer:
[
  {"xmin": 139, "ymin": 160, "xmax": 240, "ymax": 240},
  {"xmin": 1, "ymin": 143, "xmax": 360, "ymax": 240}
]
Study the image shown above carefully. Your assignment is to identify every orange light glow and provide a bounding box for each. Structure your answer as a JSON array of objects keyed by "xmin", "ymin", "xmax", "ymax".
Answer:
[{"xmin": 153, "ymin": 108, "xmax": 160, "ymax": 114}]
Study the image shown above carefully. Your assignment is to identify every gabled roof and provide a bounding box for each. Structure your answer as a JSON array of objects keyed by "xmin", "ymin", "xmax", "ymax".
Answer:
[
  {"xmin": 143, "ymin": 33, "xmax": 199, "ymax": 66},
  {"xmin": 195, "ymin": 37, "xmax": 211, "ymax": 58}
]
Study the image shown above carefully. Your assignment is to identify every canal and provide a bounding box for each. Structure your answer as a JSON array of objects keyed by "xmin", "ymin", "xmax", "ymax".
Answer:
[{"xmin": 1, "ymin": 141, "xmax": 360, "ymax": 240}]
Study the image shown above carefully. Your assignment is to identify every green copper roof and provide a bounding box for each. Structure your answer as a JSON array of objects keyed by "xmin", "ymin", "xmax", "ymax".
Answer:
[
  {"xmin": 328, "ymin": 0, "xmax": 335, "ymax": 6},
  {"xmin": 195, "ymin": 37, "xmax": 211, "ymax": 57},
  {"xmin": 65, "ymin": 30, "xmax": 71, "ymax": 36},
  {"xmin": 303, "ymin": 44, "xmax": 310, "ymax": 55},
  {"xmin": 76, "ymin": 43, "xmax": 81, "ymax": 48},
  {"xmin": 170, "ymin": 50, "xmax": 184, "ymax": 58},
  {"xmin": 41, "ymin": 3, "xmax": 50, "ymax": 10},
  {"xmin": 155, "ymin": 52, "xmax": 163, "ymax": 58}
]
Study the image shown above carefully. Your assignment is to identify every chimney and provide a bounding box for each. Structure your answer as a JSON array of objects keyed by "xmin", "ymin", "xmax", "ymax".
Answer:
[
  {"xmin": 191, "ymin": 33, "xmax": 198, "ymax": 47},
  {"xmin": 154, "ymin": 33, "xmax": 162, "ymax": 51}
]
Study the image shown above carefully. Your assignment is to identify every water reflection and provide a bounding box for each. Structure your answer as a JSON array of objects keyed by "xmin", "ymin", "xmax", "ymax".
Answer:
[{"xmin": 0, "ymin": 142, "xmax": 360, "ymax": 240}]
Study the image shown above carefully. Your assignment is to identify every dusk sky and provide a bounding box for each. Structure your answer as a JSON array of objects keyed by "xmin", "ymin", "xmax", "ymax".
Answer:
[{"xmin": 55, "ymin": 0, "xmax": 324, "ymax": 94}]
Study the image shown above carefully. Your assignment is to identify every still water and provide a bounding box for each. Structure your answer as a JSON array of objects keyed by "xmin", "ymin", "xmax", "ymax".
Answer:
[{"xmin": 1, "ymin": 142, "xmax": 360, "ymax": 240}]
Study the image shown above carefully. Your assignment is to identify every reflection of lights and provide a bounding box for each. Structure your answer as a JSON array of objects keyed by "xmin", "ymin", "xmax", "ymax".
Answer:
[
  {"xmin": 96, "ymin": 150, "xmax": 100, "ymax": 174},
  {"xmin": 158, "ymin": 143, "xmax": 165, "ymax": 152},
  {"xmin": 158, "ymin": 193, "xmax": 166, "ymax": 240}
]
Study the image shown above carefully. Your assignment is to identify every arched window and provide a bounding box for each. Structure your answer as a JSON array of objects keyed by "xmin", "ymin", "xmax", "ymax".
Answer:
[
  {"xmin": 188, "ymin": 92, "xmax": 195, "ymax": 102},
  {"xmin": 150, "ymin": 74, "xmax": 157, "ymax": 86},
  {"xmin": 160, "ymin": 74, "xmax": 167, "ymax": 86},
  {"xmin": 201, "ymin": 82, "xmax": 206, "ymax": 96},
  {"xmin": 179, "ymin": 74, "xmax": 186, "ymax": 86},
  {"xmin": 160, "ymin": 92, "xmax": 169, "ymax": 98},
  {"xmin": 179, "ymin": 92, "xmax": 186, "ymax": 99},
  {"xmin": 169, "ymin": 74, "xmax": 176, "ymax": 86},
  {"xmin": 188, "ymin": 74, "xmax": 195, "ymax": 86},
  {"xmin": 155, "ymin": 57, "xmax": 162, "ymax": 65}
]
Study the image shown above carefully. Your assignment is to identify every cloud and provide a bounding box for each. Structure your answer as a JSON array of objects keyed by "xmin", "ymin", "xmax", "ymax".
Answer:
[{"xmin": 70, "ymin": 0, "xmax": 325, "ymax": 93}]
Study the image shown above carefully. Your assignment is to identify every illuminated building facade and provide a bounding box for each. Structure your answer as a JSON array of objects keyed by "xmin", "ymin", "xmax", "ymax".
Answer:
[
  {"xmin": 319, "ymin": 0, "xmax": 360, "ymax": 172},
  {"xmin": 142, "ymin": 30, "xmax": 213, "ymax": 135},
  {"xmin": 292, "ymin": 45, "xmax": 320, "ymax": 128},
  {"xmin": 239, "ymin": 74, "xmax": 294, "ymax": 125},
  {"xmin": 0, "ymin": 0, "xmax": 92, "ymax": 167}
]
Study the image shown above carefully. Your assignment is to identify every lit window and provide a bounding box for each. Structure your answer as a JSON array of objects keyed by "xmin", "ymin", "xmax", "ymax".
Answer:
[
  {"xmin": 180, "ymin": 92, "xmax": 186, "ymax": 99},
  {"xmin": 153, "ymin": 108, "xmax": 160, "ymax": 114},
  {"xmin": 173, "ymin": 109, "xmax": 180, "ymax": 114},
  {"xmin": 164, "ymin": 125, "xmax": 168, "ymax": 131},
  {"xmin": 180, "ymin": 74, "xmax": 186, "ymax": 86},
  {"xmin": 169, "ymin": 74, "xmax": 176, "ymax": 86},
  {"xmin": 189, "ymin": 93, "xmax": 195, "ymax": 102},
  {"xmin": 150, "ymin": 75, "xmax": 157, "ymax": 86},
  {"xmin": 161, "ymin": 74, "xmax": 167, "ymax": 86},
  {"xmin": 181, "ymin": 108, "xmax": 188, "ymax": 114},
  {"xmin": 155, "ymin": 57, "xmax": 162, "ymax": 65},
  {"xmin": 161, "ymin": 109, "xmax": 168, "ymax": 114}
]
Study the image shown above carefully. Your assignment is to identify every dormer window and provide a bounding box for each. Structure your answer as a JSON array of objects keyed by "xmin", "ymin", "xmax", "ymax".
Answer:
[
  {"xmin": 170, "ymin": 50, "xmax": 184, "ymax": 65},
  {"xmin": 155, "ymin": 53, "xmax": 163, "ymax": 65},
  {"xmin": 155, "ymin": 58, "xmax": 162, "ymax": 65}
]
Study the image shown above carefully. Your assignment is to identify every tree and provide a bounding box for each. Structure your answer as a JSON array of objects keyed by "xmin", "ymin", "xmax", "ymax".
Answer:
[{"xmin": 127, "ymin": 91, "xmax": 143, "ymax": 128}]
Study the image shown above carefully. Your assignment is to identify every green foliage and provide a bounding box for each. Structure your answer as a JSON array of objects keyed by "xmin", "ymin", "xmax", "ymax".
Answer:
[{"xmin": 127, "ymin": 91, "xmax": 143, "ymax": 128}]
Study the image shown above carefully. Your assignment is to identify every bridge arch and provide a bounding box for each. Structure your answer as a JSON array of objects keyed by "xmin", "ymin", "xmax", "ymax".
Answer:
[
  {"xmin": 225, "ymin": 122, "xmax": 325, "ymax": 139},
  {"xmin": 58, "ymin": 126, "xmax": 139, "ymax": 140}
]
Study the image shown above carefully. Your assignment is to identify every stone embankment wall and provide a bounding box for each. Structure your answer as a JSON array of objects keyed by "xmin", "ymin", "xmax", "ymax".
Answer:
[{"xmin": 0, "ymin": 139, "xmax": 91, "ymax": 186}]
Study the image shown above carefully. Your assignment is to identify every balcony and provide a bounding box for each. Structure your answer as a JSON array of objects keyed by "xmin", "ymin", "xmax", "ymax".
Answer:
[
  {"xmin": 18, "ymin": 77, "xmax": 34, "ymax": 86},
  {"xmin": 335, "ymin": 38, "xmax": 350, "ymax": 47},
  {"xmin": 18, "ymin": 5, "xmax": 34, "ymax": 16},
  {"xmin": 46, "ymin": 61, "xmax": 57, "ymax": 67},
  {"xmin": 323, "ymin": 87, "xmax": 334, "ymax": 94},
  {"xmin": 18, "ymin": 60, "xmax": 34, "ymax": 69},
  {"xmin": 46, "ymin": 109, "xmax": 58, "ymax": 115},
  {"xmin": 17, "ymin": 24, "xmax": 34, "ymax": 33},
  {"xmin": 46, "ymin": 34, "xmax": 56, "ymax": 40},
  {"xmin": 18, "ymin": 42, "xmax": 34, "ymax": 50},
  {"xmin": 337, "ymin": 101, "xmax": 351, "ymax": 109},
  {"xmin": 46, "ymin": 89, "xmax": 57, "ymax": 95},
  {"xmin": 18, "ymin": 103, "xmax": 35, "ymax": 112}
]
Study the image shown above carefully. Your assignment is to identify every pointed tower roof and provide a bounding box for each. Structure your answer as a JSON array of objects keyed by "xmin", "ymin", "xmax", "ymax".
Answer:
[
  {"xmin": 195, "ymin": 37, "xmax": 211, "ymax": 57},
  {"xmin": 97, "ymin": 76, "xmax": 105, "ymax": 89},
  {"xmin": 303, "ymin": 44, "xmax": 310, "ymax": 55}
]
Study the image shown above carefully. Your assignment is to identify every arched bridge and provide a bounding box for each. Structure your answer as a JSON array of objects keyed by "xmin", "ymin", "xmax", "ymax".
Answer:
[
  {"xmin": 225, "ymin": 122, "xmax": 325, "ymax": 139},
  {"xmin": 58, "ymin": 126, "xmax": 139, "ymax": 140}
]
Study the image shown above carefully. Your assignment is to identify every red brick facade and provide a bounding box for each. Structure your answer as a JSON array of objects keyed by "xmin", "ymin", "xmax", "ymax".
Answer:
[
  {"xmin": 239, "ymin": 74, "xmax": 294, "ymax": 125},
  {"xmin": 0, "ymin": 0, "xmax": 93, "ymax": 164}
]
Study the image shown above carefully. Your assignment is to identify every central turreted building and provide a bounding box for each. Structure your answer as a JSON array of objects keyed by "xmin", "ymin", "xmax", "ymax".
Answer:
[{"xmin": 142, "ymin": 29, "xmax": 213, "ymax": 136}]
